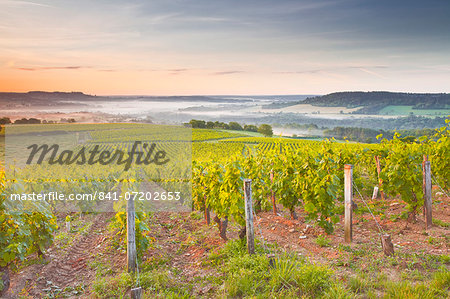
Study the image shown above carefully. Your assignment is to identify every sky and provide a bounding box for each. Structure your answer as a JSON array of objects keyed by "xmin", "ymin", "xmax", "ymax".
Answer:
[{"xmin": 0, "ymin": 0, "xmax": 449, "ymax": 95}]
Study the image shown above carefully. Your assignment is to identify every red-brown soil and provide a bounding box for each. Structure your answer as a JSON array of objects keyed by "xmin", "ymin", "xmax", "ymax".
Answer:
[{"xmin": 4, "ymin": 193, "xmax": 449, "ymax": 298}]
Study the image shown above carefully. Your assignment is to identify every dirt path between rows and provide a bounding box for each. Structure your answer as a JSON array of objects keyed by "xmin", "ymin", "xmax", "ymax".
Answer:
[
  {"xmin": 3, "ymin": 194, "xmax": 448, "ymax": 298},
  {"xmin": 5, "ymin": 213, "xmax": 117, "ymax": 298}
]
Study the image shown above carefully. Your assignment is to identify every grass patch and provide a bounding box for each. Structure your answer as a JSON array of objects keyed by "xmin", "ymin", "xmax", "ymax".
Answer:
[
  {"xmin": 427, "ymin": 236, "xmax": 441, "ymax": 245},
  {"xmin": 189, "ymin": 211, "xmax": 202, "ymax": 220},
  {"xmin": 384, "ymin": 280, "xmax": 446, "ymax": 299},
  {"xmin": 141, "ymin": 255, "xmax": 172, "ymax": 272},
  {"xmin": 210, "ymin": 239, "xmax": 335, "ymax": 298},
  {"xmin": 137, "ymin": 263, "xmax": 194, "ymax": 297},
  {"xmin": 432, "ymin": 218, "xmax": 450, "ymax": 228},
  {"xmin": 89, "ymin": 258, "xmax": 114, "ymax": 277},
  {"xmin": 91, "ymin": 272, "xmax": 133, "ymax": 298},
  {"xmin": 315, "ymin": 235, "xmax": 331, "ymax": 247},
  {"xmin": 54, "ymin": 231, "xmax": 73, "ymax": 250},
  {"xmin": 379, "ymin": 105, "xmax": 450, "ymax": 116}
]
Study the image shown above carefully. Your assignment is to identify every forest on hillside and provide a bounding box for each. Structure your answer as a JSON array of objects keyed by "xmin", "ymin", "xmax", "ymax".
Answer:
[{"xmin": 302, "ymin": 91, "xmax": 450, "ymax": 114}]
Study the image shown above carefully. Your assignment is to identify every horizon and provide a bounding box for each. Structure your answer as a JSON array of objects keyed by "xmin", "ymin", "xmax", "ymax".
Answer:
[
  {"xmin": 1, "ymin": 0, "xmax": 450, "ymax": 95},
  {"xmin": 2, "ymin": 90, "xmax": 450, "ymax": 97}
]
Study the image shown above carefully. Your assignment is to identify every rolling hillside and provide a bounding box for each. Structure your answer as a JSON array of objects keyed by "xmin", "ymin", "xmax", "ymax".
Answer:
[{"xmin": 302, "ymin": 91, "xmax": 450, "ymax": 114}]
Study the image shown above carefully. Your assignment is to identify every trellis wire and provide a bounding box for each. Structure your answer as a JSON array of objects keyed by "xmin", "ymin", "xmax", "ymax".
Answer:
[
  {"xmin": 252, "ymin": 211, "xmax": 272, "ymax": 255},
  {"xmin": 431, "ymin": 173, "xmax": 449, "ymax": 198},
  {"xmin": 352, "ymin": 182, "xmax": 385, "ymax": 235},
  {"xmin": 135, "ymin": 254, "xmax": 141, "ymax": 288}
]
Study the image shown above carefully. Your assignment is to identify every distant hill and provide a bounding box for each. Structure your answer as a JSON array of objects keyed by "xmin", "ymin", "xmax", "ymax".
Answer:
[
  {"xmin": 0, "ymin": 91, "xmax": 97, "ymax": 100},
  {"xmin": 302, "ymin": 91, "xmax": 450, "ymax": 114},
  {"xmin": 0, "ymin": 91, "xmax": 98, "ymax": 106},
  {"xmin": 0, "ymin": 92, "xmax": 96, "ymax": 111},
  {"xmin": 0, "ymin": 91, "xmax": 246, "ymax": 104}
]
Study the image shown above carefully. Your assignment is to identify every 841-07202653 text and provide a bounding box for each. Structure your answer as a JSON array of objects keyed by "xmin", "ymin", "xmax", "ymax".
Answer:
[{"xmin": 9, "ymin": 191, "xmax": 181, "ymax": 202}]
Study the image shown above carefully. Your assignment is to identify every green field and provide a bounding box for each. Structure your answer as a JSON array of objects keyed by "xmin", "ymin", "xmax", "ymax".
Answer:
[
  {"xmin": 379, "ymin": 105, "xmax": 450, "ymax": 116},
  {"xmin": 218, "ymin": 129, "xmax": 264, "ymax": 137}
]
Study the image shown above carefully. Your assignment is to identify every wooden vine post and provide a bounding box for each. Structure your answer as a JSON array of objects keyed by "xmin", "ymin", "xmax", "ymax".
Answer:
[
  {"xmin": 422, "ymin": 155, "xmax": 428, "ymax": 217},
  {"xmin": 127, "ymin": 198, "xmax": 137, "ymax": 273},
  {"xmin": 374, "ymin": 156, "xmax": 385, "ymax": 200},
  {"xmin": 424, "ymin": 160, "xmax": 432, "ymax": 229},
  {"xmin": 204, "ymin": 206, "xmax": 211, "ymax": 225},
  {"xmin": 270, "ymin": 170, "xmax": 277, "ymax": 215},
  {"xmin": 128, "ymin": 199, "xmax": 142, "ymax": 298},
  {"xmin": 244, "ymin": 179, "xmax": 255, "ymax": 254},
  {"xmin": 344, "ymin": 164, "xmax": 353, "ymax": 243},
  {"xmin": 204, "ymin": 195, "xmax": 210, "ymax": 225},
  {"xmin": 381, "ymin": 234, "xmax": 394, "ymax": 256},
  {"xmin": 131, "ymin": 287, "xmax": 142, "ymax": 299},
  {"xmin": 422, "ymin": 155, "xmax": 427, "ymax": 216},
  {"xmin": 372, "ymin": 186, "xmax": 379, "ymax": 200}
]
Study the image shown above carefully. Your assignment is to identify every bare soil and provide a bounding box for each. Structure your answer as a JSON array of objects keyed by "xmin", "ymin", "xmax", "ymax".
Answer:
[{"xmin": 4, "ymin": 193, "xmax": 449, "ymax": 298}]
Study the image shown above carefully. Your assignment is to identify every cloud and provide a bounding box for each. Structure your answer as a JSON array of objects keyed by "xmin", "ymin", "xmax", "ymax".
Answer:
[
  {"xmin": 146, "ymin": 13, "xmax": 182, "ymax": 25},
  {"xmin": 274, "ymin": 65, "xmax": 388, "ymax": 75},
  {"xmin": 168, "ymin": 68, "xmax": 188, "ymax": 72},
  {"xmin": 15, "ymin": 66, "xmax": 88, "ymax": 71},
  {"xmin": 168, "ymin": 68, "xmax": 189, "ymax": 75},
  {"xmin": 357, "ymin": 68, "xmax": 386, "ymax": 79},
  {"xmin": 0, "ymin": 0, "xmax": 52, "ymax": 8},
  {"xmin": 274, "ymin": 69, "xmax": 324, "ymax": 74},
  {"xmin": 176, "ymin": 16, "xmax": 234, "ymax": 24},
  {"xmin": 211, "ymin": 70, "xmax": 245, "ymax": 75}
]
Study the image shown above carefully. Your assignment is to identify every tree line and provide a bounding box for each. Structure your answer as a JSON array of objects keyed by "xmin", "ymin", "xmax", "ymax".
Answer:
[
  {"xmin": 0, "ymin": 117, "xmax": 76, "ymax": 125},
  {"xmin": 186, "ymin": 119, "xmax": 273, "ymax": 137},
  {"xmin": 324, "ymin": 126, "xmax": 437, "ymax": 143},
  {"xmin": 302, "ymin": 91, "xmax": 450, "ymax": 111}
]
